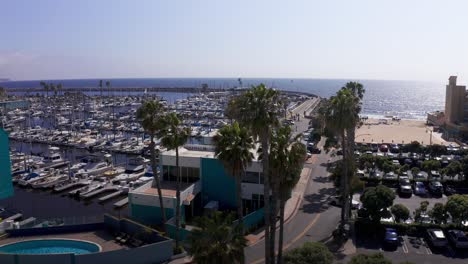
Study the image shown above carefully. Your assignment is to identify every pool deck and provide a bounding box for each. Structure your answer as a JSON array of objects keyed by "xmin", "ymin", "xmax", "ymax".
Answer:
[{"xmin": 0, "ymin": 230, "xmax": 126, "ymax": 252}]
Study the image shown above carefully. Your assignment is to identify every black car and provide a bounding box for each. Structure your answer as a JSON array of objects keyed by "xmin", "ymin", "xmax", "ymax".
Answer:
[
  {"xmin": 428, "ymin": 181, "xmax": 443, "ymax": 196},
  {"xmin": 444, "ymin": 185, "xmax": 456, "ymax": 196}
]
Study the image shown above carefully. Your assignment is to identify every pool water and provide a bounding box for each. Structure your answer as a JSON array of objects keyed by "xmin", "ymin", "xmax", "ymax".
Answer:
[{"xmin": 0, "ymin": 239, "xmax": 100, "ymax": 255}]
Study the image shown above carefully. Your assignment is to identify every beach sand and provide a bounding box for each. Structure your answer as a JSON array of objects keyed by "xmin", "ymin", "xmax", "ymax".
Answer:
[{"xmin": 355, "ymin": 118, "xmax": 451, "ymax": 146}]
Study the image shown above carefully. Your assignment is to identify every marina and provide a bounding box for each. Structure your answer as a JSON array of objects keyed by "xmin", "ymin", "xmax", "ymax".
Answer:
[{"xmin": 0, "ymin": 89, "xmax": 317, "ymax": 229}]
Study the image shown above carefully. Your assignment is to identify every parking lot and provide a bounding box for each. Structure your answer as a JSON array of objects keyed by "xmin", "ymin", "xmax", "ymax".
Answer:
[{"xmin": 356, "ymin": 232, "xmax": 468, "ymax": 262}]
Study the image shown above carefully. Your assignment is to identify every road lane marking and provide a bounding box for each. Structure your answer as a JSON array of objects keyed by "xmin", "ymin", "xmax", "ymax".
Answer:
[{"xmin": 250, "ymin": 208, "xmax": 322, "ymax": 264}]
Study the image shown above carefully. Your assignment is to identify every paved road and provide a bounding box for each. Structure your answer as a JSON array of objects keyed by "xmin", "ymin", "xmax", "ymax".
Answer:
[{"xmin": 245, "ymin": 99, "xmax": 341, "ymax": 264}]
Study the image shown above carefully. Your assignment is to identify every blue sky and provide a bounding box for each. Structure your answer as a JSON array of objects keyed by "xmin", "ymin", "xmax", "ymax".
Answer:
[{"xmin": 1, "ymin": 0, "xmax": 468, "ymax": 81}]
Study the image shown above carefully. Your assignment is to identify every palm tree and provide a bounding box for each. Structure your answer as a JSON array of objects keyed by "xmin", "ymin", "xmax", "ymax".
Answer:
[
  {"xmin": 189, "ymin": 212, "xmax": 247, "ymax": 264},
  {"xmin": 50, "ymin": 83, "xmax": 57, "ymax": 97},
  {"xmin": 57, "ymin": 83, "xmax": 63, "ymax": 96},
  {"xmin": 157, "ymin": 112, "xmax": 191, "ymax": 250},
  {"xmin": 99, "ymin": 80, "xmax": 103, "ymax": 98},
  {"xmin": 342, "ymin": 82, "xmax": 365, "ymax": 219},
  {"xmin": 136, "ymin": 100, "xmax": 167, "ymax": 230},
  {"xmin": 227, "ymin": 84, "xmax": 283, "ymax": 263},
  {"xmin": 323, "ymin": 88, "xmax": 358, "ymax": 229},
  {"xmin": 40, "ymin": 81, "xmax": 49, "ymax": 97},
  {"xmin": 213, "ymin": 121, "xmax": 254, "ymax": 228},
  {"xmin": 269, "ymin": 125, "xmax": 306, "ymax": 264}
]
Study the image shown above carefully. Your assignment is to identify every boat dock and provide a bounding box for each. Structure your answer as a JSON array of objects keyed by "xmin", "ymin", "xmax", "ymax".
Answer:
[
  {"xmin": 99, "ymin": 190, "xmax": 125, "ymax": 202},
  {"xmin": 80, "ymin": 185, "xmax": 119, "ymax": 199},
  {"xmin": 114, "ymin": 197, "xmax": 128, "ymax": 208},
  {"xmin": 54, "ymin": 180, "xmax": 90, "ymax": 192}
]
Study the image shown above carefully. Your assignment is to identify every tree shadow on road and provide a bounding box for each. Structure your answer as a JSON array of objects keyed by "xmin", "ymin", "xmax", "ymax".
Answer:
[
  {"xmin": 301, "ymin": 187, "xmax": 336, "ymax": 214},
  {"xmin": 313, "ymin": 176, "xmax": 331, "ymax": 183}
]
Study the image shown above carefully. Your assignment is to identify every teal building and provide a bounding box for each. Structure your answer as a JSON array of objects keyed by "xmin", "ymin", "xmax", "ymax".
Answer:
[
  {"xmin": 128, "ymin": 144, "xmax": 265, "ymax": 226},
  {"xmin": 0, "ymin": 128, "xmax": 13, "ymax": 199}
]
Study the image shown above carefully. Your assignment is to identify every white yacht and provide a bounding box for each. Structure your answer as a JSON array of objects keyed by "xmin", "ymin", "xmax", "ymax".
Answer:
[
  {"xmin": 31, "ymin": 173, "xmax": 70, "ymax": 189},
  {"xmin": 17, "ymin": 170, "xmax": 52, "ymax": 187},
  {"xmin": 75, "ymin": 156, "xmax": 112, "ymax": 177},
  {"xmin": 35, "ymin": 147, "xmax": 69, "ymax": 169},
  {"xmin": 112, "ymin": 157, "xmax": 147, "ymax": 183}
]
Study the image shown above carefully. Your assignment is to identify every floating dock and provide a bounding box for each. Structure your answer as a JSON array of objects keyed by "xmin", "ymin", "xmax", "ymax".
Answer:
[
  {"xmin": 80, "ymin": 186, "xmax": 119, "ymax": 199},
  {"xmin": 99, "ymin": 190, "xmax": 124, "ymax": 202},
  {"xmin": 114, "ymin": 197, "xmax": 128, "ymax": 208}
]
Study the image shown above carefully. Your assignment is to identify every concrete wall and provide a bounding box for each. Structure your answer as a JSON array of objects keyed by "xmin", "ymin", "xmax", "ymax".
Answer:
[
  {"xmin": 0, "ymin": 128, "xmax": 13, "ymax": 199},
  {"xmin": 0, "ymin": 241, "xmax": 173, "ymax": 264},
  {"xmin": 130, "ymin": 203, "xmax": 175, "ymax": 225}
]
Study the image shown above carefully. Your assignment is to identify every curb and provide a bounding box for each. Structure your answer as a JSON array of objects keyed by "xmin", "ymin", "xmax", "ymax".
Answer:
[{"xmin": 247, "ymin": 166, "xmax": 313, "ymax": 246}]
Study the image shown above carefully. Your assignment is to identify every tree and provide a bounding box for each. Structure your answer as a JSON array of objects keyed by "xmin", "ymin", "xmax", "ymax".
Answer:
[
  {"xmin": 360, "ymin": 185, "xmax": 395, "ymax": 222},
  {"xmin": 429, "ymin": 202, "xmax": 447, "ymax": 224},
  {"xmin": 414, "ymin": 201, "xmax": 430, "ymax": 222},
  {"xmin": 443, "ymin": 161, "xmax": 462, "ymax": 179},
  {"xmin": 39, "ymin": 81, "xmax": 49, "ymax": 97},
  {"xmin": 227, "ymin": 84, "xmax": 283, "ymax": 263},
  {"xmin": 405, "ymin": 141, "xmax": 422, "ymax": 153},
  {"xmin": 99, "ymin": 80, "xmax": 103, "ymax": 98},
  {"xmin": 284, "ymin": 242, "xmax": 334, "ymax": 264},
  {"xmin": 445, "ymin": 194, "xmax": 468, "ymax": 225},
  {"xmin": 213, "ymin": 121, "xmax": 254, "ymax": 228},
  {"xmin": 348, "ymin": 253, "xmax": 392, "ymax": 264},
  {"xmin": 323, "ymin": 88, "xmax": 360, "ymax": 229},
  {"xmin": 422, "ymin": 160, "xmax": 441, "ymax": 172},
  {"xmin": 410, "ymin": 167, "xmax": 420, "ymax": 176},
  {"xmin": 136, "ymin": 100, "xmax": 167, "ymax": 229},
  {"xmin": 391, "ymin": 204, "xmax": 410, "ymax": 223},
  {"xmin": 57, "ymin": 83, "xmax": 63, "ymax": 96},
  {"xmin": 157, "ymin": 112, "xmax": 191, "ymax": 250},
  {"xmin": 189, "ymin": 212, "xmax": 247, "ymax": 264},
  {"xmin": 50, "ymin": 83, "xmax": 57, "ymax": 96},
  {"xmin": 0, "ymin": 87, "xmax": 6, "ymax": 98},
  {"xmin": 269, "ymin": 125, "xmax": 306, "ymax": 263},
  {"xmin": 426, "ymin": 144, "xmax": 447, "ymax": 157}
]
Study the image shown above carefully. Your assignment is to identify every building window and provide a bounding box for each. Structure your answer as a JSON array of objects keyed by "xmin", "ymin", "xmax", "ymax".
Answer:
[{"xmin": 242, "ymin": 171, "xmax": 259, "ymax": 184}]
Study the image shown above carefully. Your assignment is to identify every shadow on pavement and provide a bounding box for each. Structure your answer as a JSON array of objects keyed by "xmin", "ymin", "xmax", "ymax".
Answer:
[{"xmin": 301, "ymin": 187, "xmax": 335, "ymax": 214}]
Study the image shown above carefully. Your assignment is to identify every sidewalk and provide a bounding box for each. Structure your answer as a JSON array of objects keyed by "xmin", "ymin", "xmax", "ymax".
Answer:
[{"xmin": 246, "ymin": 165, "xmax": 313, "ymax": 246}]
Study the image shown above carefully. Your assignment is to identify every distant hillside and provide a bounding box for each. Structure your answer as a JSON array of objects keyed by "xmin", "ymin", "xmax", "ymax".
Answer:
[{"xmin": 0, "ymin": 78, "xmax": 10, "ymax": 82}]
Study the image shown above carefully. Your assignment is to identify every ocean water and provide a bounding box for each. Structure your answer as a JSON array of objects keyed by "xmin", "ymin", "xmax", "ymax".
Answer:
[{"xmin": 1, "ymin": 78, "xmax": 446, "ymax": 120}]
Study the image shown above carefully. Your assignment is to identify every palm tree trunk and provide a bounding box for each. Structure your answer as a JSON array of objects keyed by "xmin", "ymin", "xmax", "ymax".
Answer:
[
  {"xmin": 236, "ymin": 170, "xmax": 244, "ymax": 227},
  {"xmin": 150, "ymin": 138, "xmax": 167, "ymax": 230},
  {"xmin": 262, "ymin": 133, "xmax": 272, "ymax": 264},
  {"xmin": 340, "ymin": 131, "xmax": 349, "ymax": 228},
  {"xmin": 277, "ymin": 194, "xmax": 286, "ymax": 264},
  {"xmin": 236, "ymin": 169, "xmax": 245, "ymax": 264},
  {"xmin": 269, "ymin": 174, "xmax": 278, "ymax": 263},
  {"xmin": 175, "ymin": 147, "xmax": 181, "ymax": 250},
  {"xmin": 346, "ymin": 127, "xmax": 356, "ymax": 220}
]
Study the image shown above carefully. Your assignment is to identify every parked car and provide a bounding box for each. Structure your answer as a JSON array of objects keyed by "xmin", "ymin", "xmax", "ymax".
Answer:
[
  {"xmin": 447, "ymin": 230, "xmax": 468, "ymax": 248},
  {"xmin": 430, "ymin": 170, "xmax": 441, "ymax": 180},
  {"xmin": 383, "ymin": 228, "xmax": 399, "ymax": 248},
  {"xmin": 380, "ymin": 144, "xmax": 389, "ymax": 152},
  {"xmin": 329, "ymin": 196, "xmax": 361, "ymax": 209},
  {"xmin": 427, "ymin": 229, "xmax": 448, "ymax": 247},
  {"xmin": 444, "ymin": 185, "xmax": 457, "ymax": 196},
  {"xmin": 399, "ymin": 178, "xmax": 412, "ymax": 196},
  {"xmin": 390, "ymin": 144, "xmax": 400, "ymax": 153},
  {"xmin": 413, "ymin": 181, "xmax": 427, "ymax": 196},
  {"xmin": 429, "ymin": 181, "xmax": 443, "ymax": 196}
]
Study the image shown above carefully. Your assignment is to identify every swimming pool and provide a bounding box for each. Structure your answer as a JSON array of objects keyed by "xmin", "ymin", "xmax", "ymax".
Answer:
[{"xmin": 0, "ymin": 239, "xmax": 101, "ymax": 255}]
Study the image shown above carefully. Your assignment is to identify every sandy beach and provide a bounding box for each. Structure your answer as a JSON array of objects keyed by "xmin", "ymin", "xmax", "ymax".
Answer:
[{"xmin": 355, "ymin": 118, "xmax": 451, "ymax": 146}]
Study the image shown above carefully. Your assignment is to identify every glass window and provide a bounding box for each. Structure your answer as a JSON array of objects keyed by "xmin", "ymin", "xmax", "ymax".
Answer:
[{"xmin": 242, "ymin": 171, "xmax": 259, "ymax": 184}]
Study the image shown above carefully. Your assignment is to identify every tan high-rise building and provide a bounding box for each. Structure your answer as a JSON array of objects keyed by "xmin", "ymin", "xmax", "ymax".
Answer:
[
  {"xmin": 443, "ymin": 76, "xmax": 468, "ymax": 139},
  {"xmin": 445, "ymin": 76, "xmax": 466, "ymax": 124}
]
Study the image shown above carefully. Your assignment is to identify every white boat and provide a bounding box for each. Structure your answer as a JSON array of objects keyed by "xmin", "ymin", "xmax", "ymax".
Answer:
[
  {"xmin": 100, "ymin": 166, "xmax": 125, "ymax": 179},
  {"xmin": 112, "ymin": 157, "xmax": 147, "ymax": 183},
  {"xmin": 35, "ymin": 147, "xmax": 69, "ymax": 169},
  {"xmin": 31, "ymin": 173, "xmax": 70, "ymax": 189},
  {"xmin": 17, "ymin": 171, "xmax": 51, "ymax": 187},
  {"xmin": 75, "ymin": 156, "xmax": 112, "ymax": 177}
]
